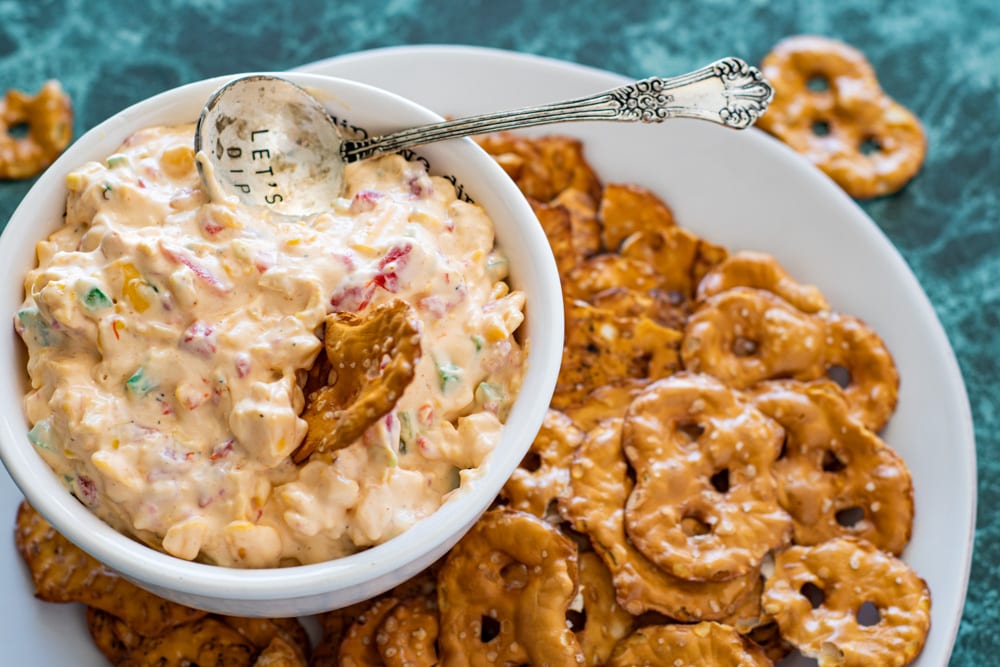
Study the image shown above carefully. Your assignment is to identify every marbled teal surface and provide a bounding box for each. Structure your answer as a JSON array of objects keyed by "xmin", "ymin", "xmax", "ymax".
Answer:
[{"xmin": 0, "ymin": 1, "xmax": 996, "ymax": 664}]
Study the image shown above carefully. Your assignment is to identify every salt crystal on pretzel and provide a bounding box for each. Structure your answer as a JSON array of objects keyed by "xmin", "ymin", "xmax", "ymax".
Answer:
[
  {"xmin": 338, "ymin": 596, "xmax": 401, "ymax": 667},
  {"xmin": 552, "ymin": 187, "xmax": 602, "ymax": 258},
  {"xmin": 501, "ymin": 409, "xmax": 585, "ymax": 519},
  {"xmin": 715, "ymin": 570, "xmax": 796, "ymax": 660},
  {"xmin": 750, "ymin": 380, "xmax": 913, "ymax": 554},
  {"xmin": 563, "ymin": 253, "xmax": 667, "ymax": 302},
  {"xmin": 527, "ymin": 191, "xmax": 602, "ymax": 278},
  {"xmin": 821, "ymin": 311, "xmax": 899, "ymax": 432},
  {"xmin": 606, "ymin": 622, "xmax": 773, "ymax": 667},
  {"xmin": 746, "ymin": 619, "xmax": 795, "ymax": 664},
  {"xmin": 476, "ymin": 133, "xmax": 551, "ymax": 199},
  {"xmin": 533, "ymin": 135, "xmax": 603, "ymax": 203},
  {"xmin": 117, "ymin": 617, "xmax": 256, "ymax": 667},
  {"xmin": 219, "ymin": 616, "xmax": 310, "ymax": 664},
  {"xmin": 311, "ymin": 600, "xmax": 374, "ymax": 666},
  {"xmin": 376, "ymin": 595, "xmax": 440, "ymax": 667},
  {"xmin": 682, "ymin": 286, "xmax": 827, "ymax": 387},
  {"xmin": 476, "ymin": 133, "xmax": 602, "ymax": 203},
  {"xmin": 86, "ymin": 607, "xmax": 144, "ymax": 665},
  {"xmin": 599, "ymin": 181, "xmax": 728, "ymax": 297},
  {"xmin": 253, "ymin": 636, "xmax": 307, "ymax": 666},
  {"xmin": 560, "ymin": 419, "xmax": 761, "ymax": 620},
  {"xmin": 554, "ymin": 298, "xmax": 681, "ymax": 410},
  {"xmin": 758, "ymin": 35, "xmax": 926, "ymax": 199},
  {"xmin": 619, "ymin": 228, "xmax": 699, "ymax": 295},
  {"xmin": 312, "ymin": 565, "xmax": 443, "ymax": 665},
  {"xmin": 529, "ymin": 199, "xmax": 579, "ymax": 278},
  {"xmin": 574, "ymin": 551, "xmax": 635, "ymax": 666},
  {"xmin": 719, "ymin": 573, "xmax": 769, "ymax": 635},
  {"xmin": 622, "ymin": 373, "xmax": 792, "ymax": 582},
  {"xmin": 293, "ymin": 299, "xmax": 421, "ymax": 463},
  {"xmin": 0, "ymin": 80, "xmax": 73, "ymax": 180},
  {"xmin": 589, "ymin": 286, "xmax": 690, "ymax": 331},
  {"xmin": 436, "ymin": 508, "xmax": 584, "ymax": 666},
  {"xmin": 598, "ymin": 182, "xmax": 676, "ymax": 251},
  {"xmin": 562, "ymin": 378, "xmax": 651, "ymax": 433},
  {"xmin": 697, "ymin": 250, "xmax": 830, "ymax": 314},
  {"xmin": 762, "ymin": 537, "xmax": 931, "ymax": 666},
  {"xmin": 691, "ymin": 234, "xmax": 731, "ymax": 291},
  {"xmin": 624, "ymin": 227, "xmax": 730, "ymax": 300},
  {"xmin": 682, "ymin": 286, "xmax": 899, "ymax": 431}
]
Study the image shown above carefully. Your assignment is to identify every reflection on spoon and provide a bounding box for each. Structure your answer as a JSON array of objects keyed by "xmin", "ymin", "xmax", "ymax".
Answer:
[{"xmin": 195, "ymin": 58, "xmax": 773, "ymax": 217}]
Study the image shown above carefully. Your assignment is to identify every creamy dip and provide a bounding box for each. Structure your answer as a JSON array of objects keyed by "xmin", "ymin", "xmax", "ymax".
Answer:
[{"xmin": 15, "ymin": 124, "xmax": 526, "ymax": 567}]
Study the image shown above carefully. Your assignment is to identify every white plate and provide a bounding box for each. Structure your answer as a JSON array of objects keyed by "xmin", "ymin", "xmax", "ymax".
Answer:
[{"xmin": 0, "ymin": 45, "xmax": 975, "ymax": 665}]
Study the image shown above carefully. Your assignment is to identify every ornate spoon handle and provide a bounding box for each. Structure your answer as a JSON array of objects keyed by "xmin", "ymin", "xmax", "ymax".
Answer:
[{"xmin": 341, "ymin": 57, "xmax": 773, "ymax": 163}]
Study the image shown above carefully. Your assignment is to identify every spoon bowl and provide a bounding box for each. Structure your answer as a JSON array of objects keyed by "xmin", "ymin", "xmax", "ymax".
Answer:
[{"xmin": 194, "ymin": 75, "xmax": 345, "ymax": 217}]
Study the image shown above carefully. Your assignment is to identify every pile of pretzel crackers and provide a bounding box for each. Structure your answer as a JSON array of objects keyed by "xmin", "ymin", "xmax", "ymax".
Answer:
[{"xmin": 12, "ymin": 36, "xmax": 932, "ymax": 666}]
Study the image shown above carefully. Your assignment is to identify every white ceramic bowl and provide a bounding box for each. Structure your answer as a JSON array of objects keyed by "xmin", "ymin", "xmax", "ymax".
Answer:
[{"xmin": 0, "ymin": 72, "xmax": 563, "ymax": 616}]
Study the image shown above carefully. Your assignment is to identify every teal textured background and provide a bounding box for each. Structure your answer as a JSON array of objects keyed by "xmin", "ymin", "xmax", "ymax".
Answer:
[{"xmin": 0, "ymin": 1, "xmax": 995, "ymax": 663}]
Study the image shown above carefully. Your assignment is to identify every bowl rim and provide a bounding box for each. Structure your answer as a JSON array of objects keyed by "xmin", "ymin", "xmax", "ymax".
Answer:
[{"xmin": 0, "ymin": 71, "xmax": 563, "ymax": 602}]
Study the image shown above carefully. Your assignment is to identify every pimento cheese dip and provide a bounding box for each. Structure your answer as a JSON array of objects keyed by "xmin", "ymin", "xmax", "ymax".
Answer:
[{"xmin": 15, "ymin": 124, "xmax": 526, "ymax": 567}]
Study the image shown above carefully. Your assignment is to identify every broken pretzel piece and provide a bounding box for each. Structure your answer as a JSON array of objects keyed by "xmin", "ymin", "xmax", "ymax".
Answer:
[{"xmin": 294, "ymin": 299, "xmax": 422, "ymax": 463}]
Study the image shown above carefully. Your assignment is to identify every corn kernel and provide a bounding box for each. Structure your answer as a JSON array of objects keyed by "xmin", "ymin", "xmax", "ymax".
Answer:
[
  {"xmin": 351, "ymin": 242, "xmax": 378, "ymax": 255},
  {"xmin": 161, "ymin": 145, "xmax": 196, "ymax": 178},
  {"xmin": 409, "ymin": 210, "xmax": 439, "ymax": 229},
  {"xmin": 91, "ymin": 451, "xmax": 142, "ymax": 491},
  {"xmin": 224, "ymin": 520, "xmax": 281, "ymax": 567},
  {"xmin": 65, "ymin": 172, "xmax": 85, "ymax": 191},
  {"xmin": 121, "ymin": 263, "xmax": 151, "ymax": 312},
  {"xmin": 484, "ymin": 318, "xmax": 508, "ymax": 343},
  {"xmin": 162, "ymin": 516, "xmax": 209, "ymax": 561},
  {"xmin": 489, "ymin": 282, "xmax": 510, "ymax": 300},
  {"xmin": 208, "ymin": 206, "xmax": 240, "ymax": 230}
]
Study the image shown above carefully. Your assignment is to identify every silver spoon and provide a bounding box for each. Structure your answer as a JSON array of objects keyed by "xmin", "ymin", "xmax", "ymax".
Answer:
[{"xmin": 195, "ymin": 58, "xmax": 773, "ymax": 217}]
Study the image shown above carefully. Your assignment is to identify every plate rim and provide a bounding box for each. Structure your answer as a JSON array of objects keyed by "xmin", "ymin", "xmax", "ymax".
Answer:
[{"xmin": 0, "ymin": 44, "xmax": 975, "ymax": 664}]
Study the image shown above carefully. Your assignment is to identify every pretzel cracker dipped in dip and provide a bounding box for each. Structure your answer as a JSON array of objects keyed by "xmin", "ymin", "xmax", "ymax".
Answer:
[{"xmin": 15, "ymin": 123, "xmax": 527, "ymax": 567}]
